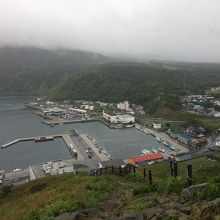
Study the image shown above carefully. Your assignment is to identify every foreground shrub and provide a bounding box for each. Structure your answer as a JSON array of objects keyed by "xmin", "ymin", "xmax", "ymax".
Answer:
[
  {"xmin": 199, "ymin": 183, "xmax": 220, "ymax": 200},
  {"xmin": 133, "ymin": 183, "xmax": 152, "ymax": 195},
  {"xmin": 126, "ymin": 173, "xmax": 145, "ymax": 183}
]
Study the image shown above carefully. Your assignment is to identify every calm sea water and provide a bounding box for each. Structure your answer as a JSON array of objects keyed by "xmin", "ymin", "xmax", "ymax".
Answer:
[{"xmin": 0, "ymin": 96, "xmax": 166, "ymax": 171}]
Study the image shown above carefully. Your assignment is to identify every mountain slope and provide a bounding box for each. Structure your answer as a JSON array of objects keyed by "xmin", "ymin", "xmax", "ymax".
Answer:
[{"xmin": 0, "ymin": 46, "xmax": 110, "ymax": 74}]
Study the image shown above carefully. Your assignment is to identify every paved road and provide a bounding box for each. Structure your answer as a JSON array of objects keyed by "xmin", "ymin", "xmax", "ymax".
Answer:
[
  {"xmin": 71, "ymin": 134, "xmax": 100, "ymax": 169},
  {"xmin": 80, "ymin": 134, "xmax": 109, "ymax": 161}
]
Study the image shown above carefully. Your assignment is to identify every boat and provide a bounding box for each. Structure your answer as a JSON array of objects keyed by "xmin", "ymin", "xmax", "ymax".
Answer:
[
  {"xmin": 151, "ymin": 147, "xmax": 159, "ymax": 153},
  {"xmin": 50, "ymin": 124, "xmax": 54, "ymax": 127},
  {"xmin": 144, "ymin": 130, "xmax": 150, "ymax": 135},
  {"xmin": 135, "ymin": 124, "xmax": 141, "ymax": 130},
  {"xmin": 141, "ymin": 149, "xmax": 151, "ymax": 154},
  {"xmin": 162, "ymin": 141, "xmax": 169, "ymax": 146},
  {"xmin": 103, "ymin": 150, "xmax": 108, "ymax": 155},
  {"xmin": 125, "ymin": 124, "xmax": 134, "ymax": 128},
  {"xmin": 155, "ymin": 137, "xmax": 161, "ymax": 142},
  {"xmin": 35, "ymin": 136, "xmax": 54, "ymax": 142},
  {"xmin": 159, "ymin": 147, "xmax": 166, "ymax": 153},
  {"xmin": 168, "ymin": 144, "xmax": 175, "ymax": 150}
]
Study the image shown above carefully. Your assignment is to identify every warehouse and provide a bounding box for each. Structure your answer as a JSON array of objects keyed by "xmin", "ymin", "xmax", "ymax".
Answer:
[{"xmin": 128, "ymin": 153, "xmax": 164, "ymax": 166}]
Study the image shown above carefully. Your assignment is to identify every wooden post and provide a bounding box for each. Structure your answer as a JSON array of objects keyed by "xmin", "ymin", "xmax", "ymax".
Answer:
[
  {"xmin": 99, "ymin": 168, "xmax": 102, "ymax": 176},
  {"xmin": 128, "ymin": 164, "xmax": 131, "ymax": 173},
  {"xmin": 174, "ymin": 162, "xmax": 177, "ymax": 178},
  {"xmin": 143, "ymin": 168, "xmax": 146, "ymax": 178},
  {"xmin": 124, "ymin": 165, "xmax": 128, "ymax": 175},
  {"xmin": 170, "ymin": 161, "xmax": 174, "ymax": 177},
  {"xmin": 187, "ymin": 164, "xmax": 192, "ymax": 187},
  {"xmin": 133, "ymin": 165, "xmax": 136, "ymax": 173},
  {"xmin": 111, "ymin": 165, "xmax": 114, "ymax": 173},
  {"xmin": 105, "ymin": 166, "xmax": 107, "ymax": 175},
  {"xmin": 148, "ymin": 170, "xmax": 152, "ymax": 184},
  {"xmin": 119, "ymin": 166, "xmax": 122, "ymax": 175}
]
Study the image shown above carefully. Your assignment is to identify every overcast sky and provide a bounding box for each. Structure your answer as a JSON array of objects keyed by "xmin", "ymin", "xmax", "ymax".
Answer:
[{"xmin": 0, "ymin": 0, "xmax": 220, "ymax": 62}]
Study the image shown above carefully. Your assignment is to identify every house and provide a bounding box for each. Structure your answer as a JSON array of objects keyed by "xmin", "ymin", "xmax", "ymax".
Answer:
[
  {"xmin": 191, "ymin": 138, "xmax": 206, "ymax": 147},
  {"xmin": 29, "ymin": 160, "xmax": 74, "ymax": 180},
  {"xmin": 210, "ymin": 87, "xmax": 220, "ymax": 94},
  {"xmin": 128, "ymin": 153, "xmax": 164, "ymax": 166},
  {"xmin": 153, "ymin": 123, "xmax": 161, "ymax": 129},
  {"xmin": 167, "ymin": 130, "xmax": 182, "ymax": 139},
  {"xmin": 186, "ymin": 126, "xmax": 206, "ymax": 137},
  {"xmin": 177, "ymin": 133, "xmax": 193, "ymax": 145}
]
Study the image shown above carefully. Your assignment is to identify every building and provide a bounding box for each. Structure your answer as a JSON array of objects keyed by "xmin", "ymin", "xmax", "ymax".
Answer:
[
  {"xmin": 102, "ymin": 111, "xmax": 119, "ymax": 123},
  {"xmin": 177, "ymin": 133, "xmax": 193, "ymax": 145},
  {"xmin": 29, "ymin": 160, "xmax": 74, "ymax": 180},
  {"xmin": 99, "ymin": 159, "xmax": 126, "ymax": 168},
  {"xmin": 43, "ymin": 107, "xmax": 64, "ymax": 115},
  {"xmin": 69, "ymin": 107, "xmax": 87, "ymax": 114},
  {"xmin": 210, "ymin": 86, "xmax": 220, "ymax": 94},
  {"xmin": 117, "ymin": 101, "xmax": 130, "ymax": 111},
  {"xmin": 102, "ymin": 111, "xmax": 135, "ymax": 124},
  {"xmin": 128, "ymin": 153, "xmax": 164, "ymax": 166},
  {"xmin": 153, "ymin": 123, "xmax": 162, "ymax": 129},
  {"xmin": 167, "ymin": 130, "xmax": 182, "ymax": 139}
]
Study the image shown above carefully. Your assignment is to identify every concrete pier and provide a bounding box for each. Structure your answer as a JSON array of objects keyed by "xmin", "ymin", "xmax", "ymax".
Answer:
[
  {"xmin": 62, "ymin": 134, "xmax": 84, "ymax": 160},
  {"xmin": 1, "ymin": 134, "xmax": 62, "ymax": 148},
  {"xmin": 80, "ymin": 134, "xmax": 109, "ymax": 161}
]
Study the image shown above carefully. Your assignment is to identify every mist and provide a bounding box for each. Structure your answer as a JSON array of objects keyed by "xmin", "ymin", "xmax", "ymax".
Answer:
[{"xmin": 0, "ymin": 0, "xmax": 220, "ymax": 62}]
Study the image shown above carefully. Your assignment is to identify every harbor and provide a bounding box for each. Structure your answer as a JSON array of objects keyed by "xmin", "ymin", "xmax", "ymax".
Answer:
[{"xmin": 0, "ymin": 96, "xmax": 190, "ymax": 172}]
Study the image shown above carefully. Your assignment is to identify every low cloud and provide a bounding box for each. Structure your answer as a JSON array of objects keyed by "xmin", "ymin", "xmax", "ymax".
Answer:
[{"xmin": 0, "ymin": 0, "xmax": 220, "ymax": 62}]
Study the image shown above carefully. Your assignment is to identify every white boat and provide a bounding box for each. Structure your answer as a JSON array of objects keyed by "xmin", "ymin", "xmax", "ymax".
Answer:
[
  {"xmin": 141, "ymin": 149, "xmax": 151, "ymax": 154},
  {"xmin": 103, "ymin": 150, "xmax": 108, "ymax": 155},
  {"xmin": 159, "ymin": 147, "xmax": 166, "ymax": 153},
  {"xmin": 13, "ymin": 168, "xmax": 21, "ymax": 172}
]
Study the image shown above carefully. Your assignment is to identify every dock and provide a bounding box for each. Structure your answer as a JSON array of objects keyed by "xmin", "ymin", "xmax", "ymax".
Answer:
[
  {"xmin": 80, "ymin": 134, "xmax": 109, "ymax": 161},
  {"xmin": 1, "ymin": 134, "xmax": 62, "ymax": 148}
]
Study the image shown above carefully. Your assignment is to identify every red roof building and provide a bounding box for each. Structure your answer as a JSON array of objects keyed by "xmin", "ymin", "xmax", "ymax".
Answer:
[{"xmin": 130, "ymin": 153, "xmax": 164, "ymax": 164}]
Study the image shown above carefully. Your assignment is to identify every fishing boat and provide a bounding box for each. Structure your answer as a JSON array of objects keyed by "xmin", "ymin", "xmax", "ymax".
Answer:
[
  {"xmin": 168, "ymin": 144, "xmax": 175, "ymax": 150},
  {"xmin": 159, "ymin": 147, "xmax": 166, "ymax": 153},
  {"xmin": 151, "ymin": 147, "xmax": 159, "ymax": 153},
  {"xmin": 141, "ymin": 149, "xmax": 151, "ymax": 154},
  {"xmin": 144, "ymin": 130, "xmax": 150, "ymax": 135},
  {"xmin": 162, "ymin": 141, "xmax": 169, "ymax": 146},
  {"xmin": 155, "ymin": 136, "xmax": 161, "ymax": 142},
  {"xmin": 103, "ymin": 150, "xmax": 108, "ymax": 155}
]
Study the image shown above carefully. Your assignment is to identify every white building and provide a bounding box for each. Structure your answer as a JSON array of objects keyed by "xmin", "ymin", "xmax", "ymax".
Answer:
[
  {"xmin": 117, "ymin": 101, "xmax": 130, "ymax": 111},
  {"xmin": 103, "ymin": 111, "xmax": 135, "ymax": 124},
  {"xmin": 69, "ymin": 107, "xmax": 87, "ymax": 114},
  {"xmin": 153, "ymin": 123, "xmax": 162, "ymax": 129},
  {"xmin": 29, "ymin": 160, "xmax": 74, "ymax": 180},
  {"xmin": 89, "ymin": 106, "xmax": 94, "ymax": 110}
]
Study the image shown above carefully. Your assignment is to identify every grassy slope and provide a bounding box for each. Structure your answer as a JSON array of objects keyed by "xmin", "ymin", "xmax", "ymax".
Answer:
[{"xmin": 0, "ymin": 153, "xmax": 219, "ymax": 219}]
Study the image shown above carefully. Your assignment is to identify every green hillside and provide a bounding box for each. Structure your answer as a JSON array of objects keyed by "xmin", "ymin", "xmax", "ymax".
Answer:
[
  {"xmin": 1, "ymin": 47, "xmax": 220, "ymax": 115},
  {"xmin": 0, "ymin": 153, "xmax": 219, "ymax": 220}
]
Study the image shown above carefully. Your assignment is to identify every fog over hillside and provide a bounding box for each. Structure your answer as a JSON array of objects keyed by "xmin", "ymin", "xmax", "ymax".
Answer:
[{"xmin": 0, "ymin": 0, "xmax": 220, "ymax": 63}]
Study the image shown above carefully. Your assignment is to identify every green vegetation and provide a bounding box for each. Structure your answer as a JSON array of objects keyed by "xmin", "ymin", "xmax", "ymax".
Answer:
[
  {"xmin": 0, "ymin": 174, "xmax": 118, "ymax": 220},
  {"xmin": 1, "ymin": 47, "xmax": 220, "ymax": 117},
  {"xmin": 0, "ymin": 153, "xmax": 219, "ymax": 219}
]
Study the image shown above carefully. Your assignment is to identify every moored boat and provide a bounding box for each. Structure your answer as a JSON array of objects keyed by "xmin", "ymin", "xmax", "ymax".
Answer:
[
  {"xmin": 141, "ymin": 149, "xmax": 151, "ymax": 154},
  {"xmin": 151, "ymin": 147, "xmax": 159, "ymax": 153},
  {"xmin": 159, "ymin": 147, "xmax": 166, "ymax": 153}
]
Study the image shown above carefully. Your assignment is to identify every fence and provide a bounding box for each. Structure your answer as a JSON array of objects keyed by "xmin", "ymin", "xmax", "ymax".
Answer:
[{"xmin": 89, "ymin": 161, "xmax": 193, "ymax": 187}]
